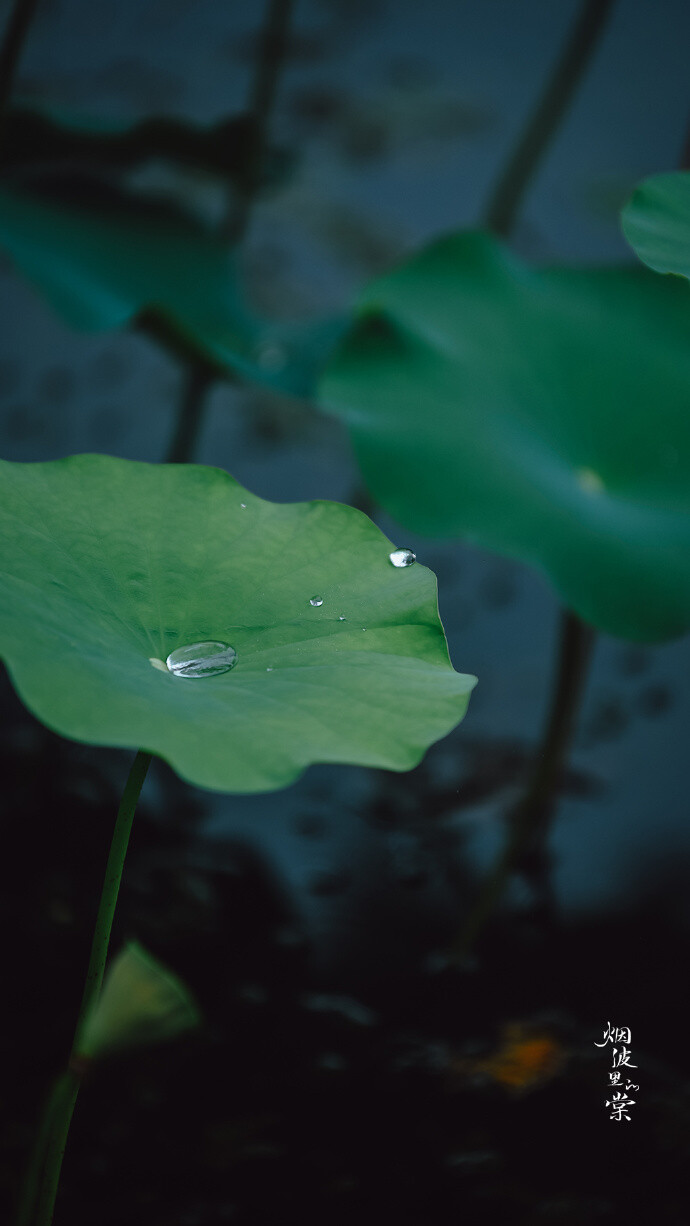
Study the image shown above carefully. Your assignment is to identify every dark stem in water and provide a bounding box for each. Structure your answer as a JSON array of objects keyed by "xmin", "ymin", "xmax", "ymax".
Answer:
[
  {"xmin": 162, "ymin": 0, "xmax": 294, "ymax": 465},
  {"xmin": 165, "ymin": 363, "xmax": 215, "ymax": 464},
  {"xmin": 17, "ymin": 751, "xmax": 152, "ymax": 1226},
  {"xmin": 0, "ymin": 0, "xmax": 41, "ymax": 149},
  {"xmin": 450, "ymin": 612, "xmax": 594, "ymax": 962},
  {"xmin": 450, "ymin": 0, "xmax": 614, "ymax": 959},
  {"xmin": 483, "ymin": 0, "xmax": 615, "ymax": 236},
  {"xmin": 224, "ymin": 0, "xmax": 294, "ymax": 244}
]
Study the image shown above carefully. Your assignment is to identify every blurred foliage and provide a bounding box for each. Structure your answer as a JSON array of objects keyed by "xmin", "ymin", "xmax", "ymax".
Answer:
[
  {"xmin": 622, "ymin": 170, "xmax": 690, "ymax": 282},
  {"xmin": 320, "ymin": 229, "xmax": 690, "ymax": 641},
  {"xmin": 0, "ymin": 169, "xmax": 342, "ymax": 399}
]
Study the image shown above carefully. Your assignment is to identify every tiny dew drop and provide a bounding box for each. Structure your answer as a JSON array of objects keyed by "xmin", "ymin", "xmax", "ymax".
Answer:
[
  {"xmin": 338, "ymin": 615, "xmax": 347, "ymax": 621},
  {"xmin": 389, "ymin": 548, "xmax": 416, "ymax": 568},
  {"xmin": 166, "ymin": 641, "xmax": 238, "ymax": 679},
  {"xmin": 266, "ymin": 667, "xmax": 274, "ymax": 672},
  {"xmin": 309, "ymin": 596, "xmax": 324, "ymax": 607},
  {"xmin": 240, "ymin": 502, "xmax": 247, "ymax": 509}
]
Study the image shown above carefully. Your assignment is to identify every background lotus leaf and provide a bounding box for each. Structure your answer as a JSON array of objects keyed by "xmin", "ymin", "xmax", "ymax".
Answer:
[
  {"xmin": 622, "ymin": 171, "xmax": 690, "ymax": 281},
  {"xmin": 0, "ymin": 455, "xmax": 475, "ymax": 792},
  {"xmin": 0, "ymin": 179, "xmax": 341, "ymax": 398},
  {"xmin": 319, "ymin": 230, "xmax": 690, "ymax": 642}
]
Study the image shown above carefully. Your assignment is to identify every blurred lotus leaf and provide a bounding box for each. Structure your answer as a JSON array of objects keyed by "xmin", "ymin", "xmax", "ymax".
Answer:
[
  {"xmin": 319, "ymin": 230, "xmax": 690, "ymax": 642},
  {"xmin": 0, "ymin": 174, "xmax": 341, "ymax": 398},
  {"xmin": 621, "ymin": 171, "xmax": 690, "ymax": 281},
  {"xmin": 79, "ymin": 941, "xmax": 201, "ymax": 1060},
  {"xmin": 0, "ymin": 454, "xmax": 475, "ymax": 793}
]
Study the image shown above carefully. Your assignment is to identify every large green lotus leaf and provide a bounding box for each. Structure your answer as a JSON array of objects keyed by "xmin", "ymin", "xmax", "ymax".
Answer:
[
  {"xmin": 0, "ymin": 180, "xmax": 339, "ymax": 398},
  {"xmin": 622, "ymin": 171, "xmax": 690, "ymax": 281},
  {"xmin": 319, "ymin": 230, "xmax": 690, "ymax": 643},
  {"xmin": 0, "ymin": 455, "xmax": 475, "ymax": 793}
]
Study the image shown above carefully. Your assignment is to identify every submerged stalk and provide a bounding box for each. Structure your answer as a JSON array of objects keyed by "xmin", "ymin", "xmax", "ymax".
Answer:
[
  {"xmin": 451, "ymin": 613, "xmax": 594, "ymax": 961},
  {"xmin": 0, "ymin": 0, "xmax": 41, "ymax": 146},
  {"xmin": 162, "ymin": 0, "xmax": 294, "ymax": 465},
  {"xmin": 223, "ymin": 0, "xmax": 294, "ymax": 244},
  {"xmin": 483, "ymin": 0, "xmax": 615, "ymax": 236},
  {"xmin": 450, "ymin": 0, "xmax": 613, "ymax": 959},
  {"xmin": 17, "ymin": 750, "xmax": 152, "ymax": 1226},
  {"xmin": 165, "ymin": 364, "xmax": 215, "ymax": 465}
]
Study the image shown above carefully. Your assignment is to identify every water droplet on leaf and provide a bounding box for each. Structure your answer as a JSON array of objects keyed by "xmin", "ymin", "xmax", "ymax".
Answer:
[
  {"xmin": 309, "ymin": 596, "xmax": 324, "ymax": 606},
  {"xmin": 389, "ymin": 548, "xmax": 416, "ymax": 567},
  {"xmin": 166, "ymin": 641, "xmax": 238, "ymax": 678},
  {"xmin": 338, "ymin": 615, "xmax": 347, "ymax": 621}
]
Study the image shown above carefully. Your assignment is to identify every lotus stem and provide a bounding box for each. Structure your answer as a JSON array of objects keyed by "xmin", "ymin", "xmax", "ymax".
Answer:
[
  {"xmin": 451, "ymin": 610, "xmax": 594, "ymax": 962},
  {"xmin": 17, "ymin": 750, "xmax": 152, "ymax": 1226},
  {"xmin": 224, "ymin": 0, "xmax": 294, "ymax": 244},
  {"xmin": 483, "ymin": 0, "xmax": 615, "ymax": 237},
  {"xmin": 0, "ymin": 0, "xmax": 41, "ymax": 146}
]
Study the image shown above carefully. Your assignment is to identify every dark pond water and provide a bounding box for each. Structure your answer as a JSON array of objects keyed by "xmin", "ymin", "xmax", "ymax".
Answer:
[{"xmin": 1, "ymin": 2, "xmax": 689, "ymax": 1223}]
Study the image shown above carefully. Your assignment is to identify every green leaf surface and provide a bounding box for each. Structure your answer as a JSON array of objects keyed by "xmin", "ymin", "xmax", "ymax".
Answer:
[
  {"xmin": 319, "ymin": 230, "xmax": 690, "ymax": 643},
  {"xmin": 0, "ymin": 179, "xmax": 340, "ymax": 398},
  {"xmin": 0, "ymin": 455, "xmax": 475, "ymax": 792},
  {"xmin": 622, "ymin": 171, "xmax": 690, "ymax": 280}
]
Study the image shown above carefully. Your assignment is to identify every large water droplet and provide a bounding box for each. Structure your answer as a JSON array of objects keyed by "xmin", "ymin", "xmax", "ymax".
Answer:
[
  {"xmin": 166, "ymin": 641, "xmax": 238, "ymax": 679},
  {"xmin": 309, "ymin": 596, "xmax": 324, "ymax": 607},
  {"xmin": 389, "ymin": 548, "xmax": 416, "ymax": 568}
]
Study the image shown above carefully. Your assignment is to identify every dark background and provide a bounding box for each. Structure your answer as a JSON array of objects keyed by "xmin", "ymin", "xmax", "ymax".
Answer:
[{"xmin": 1, "ymin": 2, "xmax": 689, "ymax": 1223}]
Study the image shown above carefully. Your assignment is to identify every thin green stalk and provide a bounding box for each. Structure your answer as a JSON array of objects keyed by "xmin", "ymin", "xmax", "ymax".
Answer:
[
  {"xmin": 15, "ymin": 1074, "xmax": 70, "ymax": 1226},
  {"xmin": 0, "ymin": 0, "xmax": 41, "ymax": 145},
  {"xmin": 18, "ymin": 750, "xmax": 152, "ymax": 1226},
  {"xmin": 483, "ymin": 0, "xmax": 615, "ymax": 236}
]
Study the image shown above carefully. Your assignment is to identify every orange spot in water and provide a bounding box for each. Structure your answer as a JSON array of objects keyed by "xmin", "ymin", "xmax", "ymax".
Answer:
[{"xmin": 451, "ymin": 1024, "xmax": 566, "ymax": 1094}]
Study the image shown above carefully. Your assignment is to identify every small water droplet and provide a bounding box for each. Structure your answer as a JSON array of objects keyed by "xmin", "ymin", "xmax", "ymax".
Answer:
[
  {"xmin": 576, "ymin": 467, "xmax": 605, "ymax": 495},
  {"xmin": 362, "ymin": 627, "xmax": 366, "ymax": 631},
  {"xmin": 166, "ymin": 641, "xmax": 238, "ymax": 678},
  {"xmin": 389, "ymin": 548, "xmax": 416, "ymax": 568},
  {"xmin": 338, "ymin": 615, "xmax": 347, "ymax": 621},
  {"xmin": 309, "ymin": 596, "xmax": 324, "ymax": 607},
  {"xmin": 240, "ymin": 502, "xmax": 247, "ymax": 509},
  {"xmin": 266, "ymin": 666, "xmax": 274, "ymax": 671}
]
